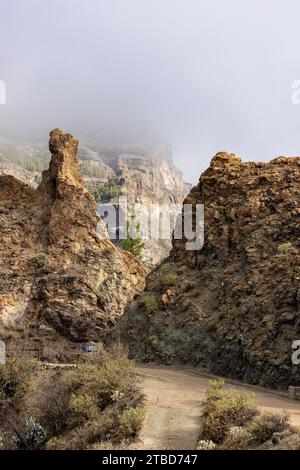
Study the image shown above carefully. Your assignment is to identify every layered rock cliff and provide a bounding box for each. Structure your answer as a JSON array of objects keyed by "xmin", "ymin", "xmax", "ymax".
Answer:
[
  {"xmin": 0, "ymin": 129, "xmax": 145, "ymax": 351},
  {"xmin": 96, "ymin": 152, "xmax": 191, "ymax": 268},
  {"xmin": 118, "ymin": 152, "xmax": 300, "ymax": 389}
]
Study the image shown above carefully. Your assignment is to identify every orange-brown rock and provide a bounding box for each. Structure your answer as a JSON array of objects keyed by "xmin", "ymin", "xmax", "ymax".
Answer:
[
  {"xmin": 118, "ymin": 153, "xmax": 300, "ymax": 389},
  {"xmin": 0, "ymin": 129, "xmax": 145, "ymax": 345}
]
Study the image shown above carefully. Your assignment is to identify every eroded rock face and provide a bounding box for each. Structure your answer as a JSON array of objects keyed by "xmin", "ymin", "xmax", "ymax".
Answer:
[
  {"xmin": 0, "ymin": 129, "xmax": 145, "ymax": 343},
  {"xmin": 118, "ymin": 152, "xmax": 300, "ymax": 389}
]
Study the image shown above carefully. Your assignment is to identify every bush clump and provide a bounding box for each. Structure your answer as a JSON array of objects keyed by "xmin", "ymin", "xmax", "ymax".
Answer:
[
  {"xmin": 161, "ymin": 273, "xmax": 177, "ymax": 286},
  {"xmin": 0, "ymin": 352, "xmax": 145, "ymax": 450},
  {"xmin": 120, "ymin": 407, "xmax": 145, "ymax": 437},
  {"xmin": 140, "ymin": 294, "xmax": 158, "ymax": 313},
  {"xmin": 199, "ymin": 379, "xmax": 297, "ymax": 450},
  {"xmin": 201, "ymin": 379, "xmax": 257, "ymax": 444},
  {"xmin": 220, "ymin": 426, "xmax": 251, "ymax": 450},
  {"xmin": 249, "ymin": 411, "xmax": 289, "ymax": 444},
  {"xmin": 39, "ymin": 354, "xmax": 144, "ymax": 449},
  {"xmin": 0, "ymin": 355, "xmax": 39, "ymax": 404}
]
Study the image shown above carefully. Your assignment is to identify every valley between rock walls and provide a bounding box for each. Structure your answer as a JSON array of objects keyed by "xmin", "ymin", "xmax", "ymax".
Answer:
[{"xmin": 1, "ymin": 130, "xmax": 300, "ymax": 394}]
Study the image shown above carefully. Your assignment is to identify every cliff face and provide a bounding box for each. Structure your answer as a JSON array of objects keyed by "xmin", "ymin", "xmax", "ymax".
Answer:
[
  {"xmin": 101, "ymin": 152, "xmax": 191, "ymax": 268},
  {"xmin": 119, "ymin": 152, "xmax": 300, "ymax": 389},
  {"xmin": 0, "ymin": 129, "xmax": 145, "ymax": 347}
]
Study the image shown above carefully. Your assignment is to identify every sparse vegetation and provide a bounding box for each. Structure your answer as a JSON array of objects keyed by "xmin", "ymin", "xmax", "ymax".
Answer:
[
  {"xmin": 89, "ymin": 181, "xmax": 123, "ymax": 202},
  {"xmin": 219, "ymin": 302, "xmax": 240, "ymax": 319},
  {"xmin": 119, "ymin": 221, "xmax": 144, "ymax": 257},
  {"xmin": 140, "ymin": 294, "xmax": 158, "ymax": 313},
  {"xmin": 28, "ymin": 253, "xmax": 47, "ymax": 269},
  {"xmin": 0, "ymin": 352, "xmax": 144, "ymax": 450},
  {"xmin": 278, "ymin": 242, "xmax": 293, "ymax": 254},
  {"xmin": 201, "ymin": 379, "xmax": 257, "ymax": 444},
  {"xmin": 199, "ymin": 379, "xmax": 298, "ymax": 450},
  {"xmin": 0, "ymin": 355, "xmax": 39, "ymax": 405},
  {"xmin": 161, "ymin": 272, "xmax": 177, "ymax": 286},
  {"xmin": 248, "ymin": 411, "xmax": 289, "ymax": 444},
  {"xmin": 0, "ymin": 149, "xmax": 49, "ymax": 172},
  {"xmin": 120, "ymin": 407, "xmax": 145, "ymax": 437}
]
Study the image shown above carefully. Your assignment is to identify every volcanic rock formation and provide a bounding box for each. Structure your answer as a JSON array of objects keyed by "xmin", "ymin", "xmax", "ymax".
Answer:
[
  {"xmin": 0, "ymin": 129, "xmax": 145, "ymax": 346},
  {"xmin": 118, "ymin": 152, "xmax": 300, "ymax": 389},
  {"xmin": 0, "ymin": 137, "xmax": 191, "ymax": 269}
]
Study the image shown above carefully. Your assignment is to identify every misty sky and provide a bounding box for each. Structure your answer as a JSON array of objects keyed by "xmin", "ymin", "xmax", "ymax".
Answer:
[{"xmin": 1, "ymin": 0, "xmax": 300, "ymax": 182}]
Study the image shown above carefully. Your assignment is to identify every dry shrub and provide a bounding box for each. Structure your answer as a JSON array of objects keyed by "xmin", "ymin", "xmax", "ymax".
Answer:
[
  {"xmin": 249, "ymin": 411, "xmax": 290, "ymax": 444},
  {"xmin": 201, "ymin": 379, "xmax": 258, "ymax": 444},
  {"xmin": 39, "ymin": 353, "xmax": 144, "ymax": 449},
  {"xmin": 46, "ymin": 410, "xmax": 116, "ymax": 450},
  {"xmin": 39, "ymin": 372, "xmax": 73, "ymax": 435},
  {"xmin": 0, "ymin": 355, "xmax": 39, "ymax": 406},
  {"xmin": 45, "ymin": 436, "xmax": 68, "ymax": 450},
  {"xmin": 199, "ymin": 380, "xmax": 295, "ymax": 450}
]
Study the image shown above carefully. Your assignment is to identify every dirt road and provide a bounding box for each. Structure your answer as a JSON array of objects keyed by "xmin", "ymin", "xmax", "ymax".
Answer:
[{"xmin": 131, "ymin": 365, "xmax": 300, "ymax": 450}]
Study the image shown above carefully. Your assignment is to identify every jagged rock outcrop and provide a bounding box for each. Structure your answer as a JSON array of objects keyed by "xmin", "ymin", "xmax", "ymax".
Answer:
[
  {"xmin": 0, "ymin": 129, "xmax": 145, "ymax": 348},
  {"xmin": 118, "ymin": 152, "xmax": 300, "ymax": 389}
]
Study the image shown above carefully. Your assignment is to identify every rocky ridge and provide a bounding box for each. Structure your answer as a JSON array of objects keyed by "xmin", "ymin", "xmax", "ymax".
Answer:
[{"xmin": 118, "ymin": 152, "xmax": 300, "ymax": 389}]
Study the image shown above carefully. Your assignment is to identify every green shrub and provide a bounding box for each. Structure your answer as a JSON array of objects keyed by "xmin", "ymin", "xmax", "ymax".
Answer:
[
  {"xmin": 200, "ymin": 381, "xmax": 295, "ymax": 450},
  {"xmin": 68, "ymin": 393, "xmax": 99, "ymax": 427},
  {"xmin": 161, "ymin": 273, "xmax": 177, "ymax": 286},
  {"xmin": 0, "ymin": 352, "xmax": 143, "ymax": 450},
  {"xmin": 120, "ymin": 407, "xmax": 145, "ymax": 437},
  {"xmin": 220, "ymin": 426, "xmax": 251, "ymax": 450},
  {"xmin": 182, "ymin": 280, "xmax": 196, "ymax": 292},
  {"xmin": 89, "ymin": 181, "xmax": 123, "ymax": 202},
  {"xmin": 40, "ymin": 354, "xmax": 141, "ymax": 446},
  {"xmin": 140, "ymin": 294, "xmax": 158, "ymax": 313},
  {"xmin": 0, "ymin": 199, "xmax": 10, "ymax": 207},
  {"xmin": 119, "ymin": 221, "xmax": 144, "ymax": 257},
  {"xmin": 219, "ymin": 303, "xmax": 240, "ymax": 319}
]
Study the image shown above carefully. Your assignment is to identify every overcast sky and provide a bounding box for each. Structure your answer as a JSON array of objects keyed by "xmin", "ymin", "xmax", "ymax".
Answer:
[{"xmin": 1, "ymin": 0, "xmax": 300, "ymax": 182}]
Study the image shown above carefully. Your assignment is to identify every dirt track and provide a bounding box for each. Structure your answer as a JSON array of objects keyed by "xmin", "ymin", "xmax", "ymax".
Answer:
[{"xmin": 130, "ymin": 365, "xmax": 300, "ymax": 450}]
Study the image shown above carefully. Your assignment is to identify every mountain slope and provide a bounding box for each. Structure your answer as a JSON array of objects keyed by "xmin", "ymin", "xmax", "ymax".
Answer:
[{"xmin": 118, "ymin": 152, "xmax": 300, "ymax": 389}]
